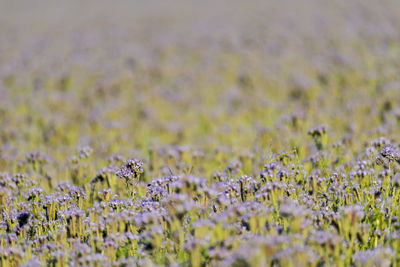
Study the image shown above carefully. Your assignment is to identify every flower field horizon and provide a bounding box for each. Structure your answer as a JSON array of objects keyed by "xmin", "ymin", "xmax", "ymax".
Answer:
[{"xmin": 1, "ymin": 0, "xmax": 400, "ymax": 266}]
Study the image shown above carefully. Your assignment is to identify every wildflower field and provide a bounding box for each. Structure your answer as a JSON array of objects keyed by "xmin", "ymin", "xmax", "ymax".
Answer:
[{"xmin": 2, "ymin": 0, "xmax": 400, "ymax": 266}]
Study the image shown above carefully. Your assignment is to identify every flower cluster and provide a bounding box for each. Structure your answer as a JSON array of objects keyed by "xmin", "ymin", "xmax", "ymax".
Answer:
[{"xmin": 1, "ymin": 0, "xmax": 400, "ymax": 265}]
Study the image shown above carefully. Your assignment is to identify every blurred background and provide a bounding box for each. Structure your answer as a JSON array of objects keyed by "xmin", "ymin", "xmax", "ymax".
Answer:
[{"xmin": 1, "ymin": 0, "xmax": 400, "ymax": 176}]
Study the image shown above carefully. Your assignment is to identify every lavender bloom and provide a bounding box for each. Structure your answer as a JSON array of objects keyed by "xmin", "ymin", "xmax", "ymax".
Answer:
[
  {"xmin": 19, "ymin": 257, "xmax": 44, "ymax": 267},
  {"xmin": 24, "ymin": 151, "xmax": 51, "ymax": 165},
  {"xmin": 26, "ymin": 187, "xmax": 44, "ymax": 201},
  {"xmin": 116, "ymin": 158, "xmax": 144, "ymax": 185},
  {"xmin": 379, "ymin": 145, "xmax": 400, "ymax": 163},
  {"xmin": 371, "ymin": 137, "xmax": 391, "ymax": 149},
  {"xmin": 77, "ymin": 146, "xmax": 93, "ymax": 159},
  {"xmin": 12, "ymin": 173, "xmax": 28, "ymax": 187},
  {"xmin": 352, "ymin": 247, "xmax": 393, "ymax": 267},
  {"xmin": 225, "ymin": 159, "xmax": 242, "ymax": 174},
  {"xmin": 67, "ymin": 185, "xmax": 86, "ymax": 199}
]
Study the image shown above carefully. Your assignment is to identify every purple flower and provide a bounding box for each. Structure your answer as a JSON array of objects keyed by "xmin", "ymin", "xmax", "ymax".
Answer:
[
  {"xmin": 116, "ymin": 158, "xmax": 144, "ymax": 185},
  {"xmin": 379, "ymin": 145, "xmax": 400, "ymax": 163}
]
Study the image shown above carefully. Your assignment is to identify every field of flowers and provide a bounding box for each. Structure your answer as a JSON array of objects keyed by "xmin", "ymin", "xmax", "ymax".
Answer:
[{"xmin": 1, "ymin": 0, "xmax": 400, "ymax": 266}]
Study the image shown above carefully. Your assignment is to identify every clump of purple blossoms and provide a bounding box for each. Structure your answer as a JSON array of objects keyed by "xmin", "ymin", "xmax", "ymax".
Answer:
[
  {"xmin": 116, "ymin": 158, "xmax": 144, "ymax": 185},
  {"xmin": 379, "ymin": 145, "xmax": 400, "ymax": 164}
]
